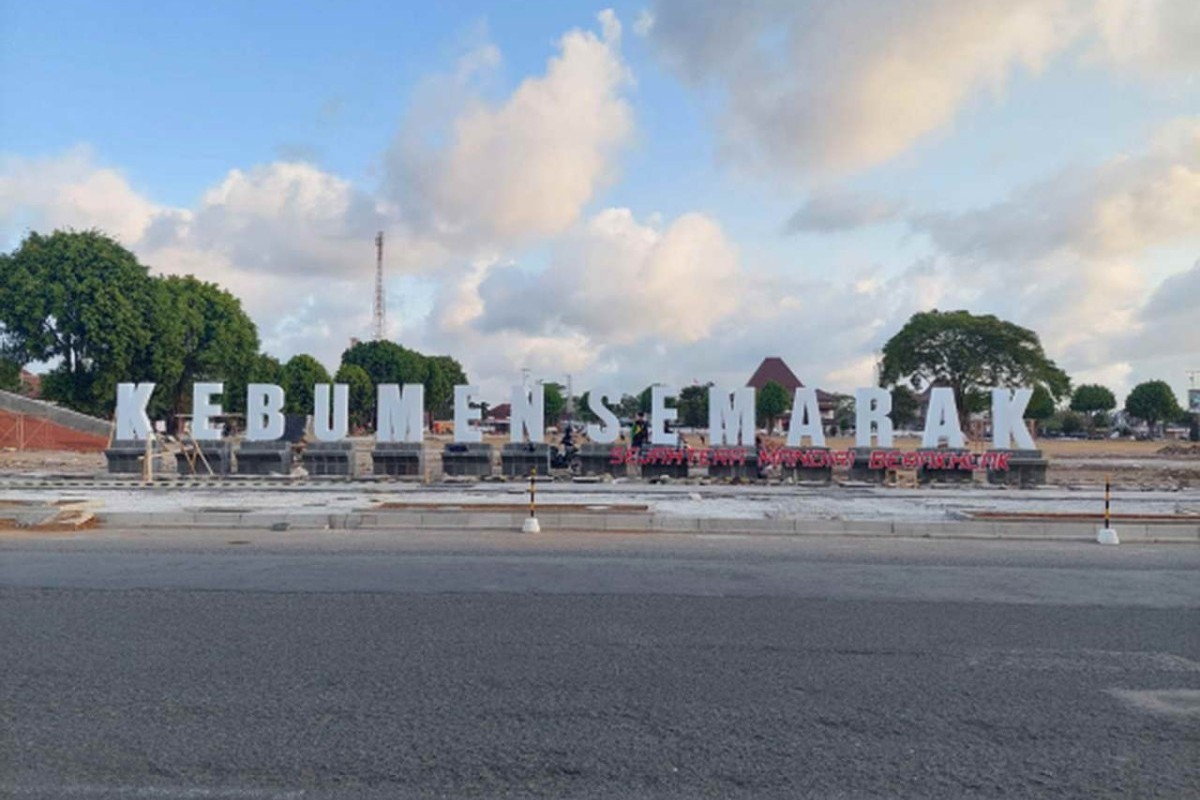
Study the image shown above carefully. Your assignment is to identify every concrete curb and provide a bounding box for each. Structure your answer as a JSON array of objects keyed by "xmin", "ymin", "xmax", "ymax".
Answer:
[{"xmin": 94, "ymin": 509, "xmax": 1200, "ymax": 542}]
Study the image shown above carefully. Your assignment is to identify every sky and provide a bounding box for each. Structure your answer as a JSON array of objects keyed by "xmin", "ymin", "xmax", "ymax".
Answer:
[{"xmin": 1, "ymin": 0, "xmax": 1198, "ymax": 405}]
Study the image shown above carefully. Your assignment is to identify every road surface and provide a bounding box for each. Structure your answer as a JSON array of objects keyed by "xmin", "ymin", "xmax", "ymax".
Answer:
[{"xmin": 2, "ymin": 527, "xmax": 1198, "ymax": 798}]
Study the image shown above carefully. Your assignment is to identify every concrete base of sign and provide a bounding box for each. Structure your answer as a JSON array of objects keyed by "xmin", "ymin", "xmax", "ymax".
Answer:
[
  {"xmin": 235, "ymin": 440, "xmax": 293, "ymax": 476},
  {"xmin": 521, "ymin": 516, "xmax": 541, "ymax": 534},
  {"xmin": 578, "ymin": 442, "xmax": 628, "ymax": 478},
  {"xmin": 105, "ymin": 439, "xmax": 162, "ymax": 474},
  {"xmin": 301, "ymin": 441, "xmax": 356, "ymax": 478},
  {"xmin": 919, "ymin": 449, "xmax": 974, "ymax": 485},
  {"xmin": 175, "ymin": 440, "xmax": 233, "ymax": 476},
  {"xmin": 641, "ymin": 447, "xmax": 689, "ymax": 481},
  {"xmin": 986, "ymin": 449, "xmax": 1048, "ymax": 488},
  {"xmin": 708, "ymin": 446, "xmax": 759, "ymax": 481},
  {"xmin": 1097, "ymin": 526, "xmax": 1120, "ymax": 545},
  {"xmin": 372, "ymin": 442, "xmax": 423, "ymax": 478},
  {"xmin": 442, "ymin": 442, "xmax": 494, "ymax": 478},
  {"xmin": 782, "ymin": 447, "xmax": 832, "ymax": 484},
  {"xmin": 501, "ymin": 442, "xmax": 552, "ymax": 478},
  {"xmin": 848, "ymin": 447, "xmax": 892, "ymax": 483}
]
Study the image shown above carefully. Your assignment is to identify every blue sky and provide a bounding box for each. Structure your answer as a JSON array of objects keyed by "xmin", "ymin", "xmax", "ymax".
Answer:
[{"xmin": 2, "ymin": 0, "xmax": 1198, "ymax": 403}]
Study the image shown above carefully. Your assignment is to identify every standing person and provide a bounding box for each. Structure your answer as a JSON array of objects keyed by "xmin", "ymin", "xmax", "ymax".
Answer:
[{"xmin": 631, "ymin": 412, "xmax": 649, "ymax": 449}]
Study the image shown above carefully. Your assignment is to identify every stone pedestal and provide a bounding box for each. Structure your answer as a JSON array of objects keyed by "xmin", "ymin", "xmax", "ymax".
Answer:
[
  {"xmin": 441, "ymin": 443, "xmax": 494, "ymax": 478},
  {"xmin": 578, "ymin": 443, "xmax": 629, "ymax": 478},
  {"xmin": 781, "ymin": 447, "xmax": 832, "ymax": 484},
  {"xmin": 501, "ymin": 442, "xmax": 552, "ymax": 478},
  {"xmin": 987, "ymin": 449, "xmax": 1047, "ymax": 488},
  {"xmin": 848, "ymin": 446, "xmax": 892, "ymax": 483},
  {"xmin": 175, "ymin": 440, "xmax": 233, "ymax": 476},
  {"xmin": 641, "ymin": 446, "xmax": 689, "ymax": 481},
  {"xmin": 300, "ymin": 441, "xmax": 356, "ymax": 477},
  {"xmin": 105, "ymin": 439, "xmax": 162, "ymax": 474},
  {"xmin": 708, "ymin": 446, "xmax": 759, "ymax": 481},
  {"xmin": 235, "ymin": 440, "xmax": 293, "ymax": 475},
  {"xmin": 918, "ymin": 448, "xmax": 974, "ymax": 485},
  {"xmin": 372, "ymin": 442, "xmax": 424, "ymax": 478}
]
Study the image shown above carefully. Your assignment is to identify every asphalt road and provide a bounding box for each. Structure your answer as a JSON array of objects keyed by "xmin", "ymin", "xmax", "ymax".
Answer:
[{"xmin": 2, "ymin": 528, "xmax": 1198, "ymax": 799}]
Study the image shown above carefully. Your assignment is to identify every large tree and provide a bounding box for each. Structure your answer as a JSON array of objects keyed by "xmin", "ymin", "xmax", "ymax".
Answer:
[
  {"xmin": 423, "ymin": 355, "xmax": 467, "ymax": 418},
  {"xmin": 341, "ymin": 340, "xmax": 427, "ymax": 386},
  {"xmin": 756, "ymin": 380, "xmax": 791, "ymax": 432},
  {"xmin": 678, "ymin": 384, "xmax": 712, "ymax": 428},
  {"xmin": 1, "ymin": 230, "xmax": 159, "ymax": 417},
  {"xmin": 1125, "ymin": 380, "xmax": 1181, "ymax": 436},
  {"xmin": 152, "ymin": 275, "xmax": 259, "ymax": 426},
  {"xmin": 878, "ymin": 310, "xmax": 1070, "ymax": 426},
  {"xmin": 543, "ymin": 382, "xmax": 566, "ymax": 425},
  {"xmin": 334, "ymin": 363, "xmax": 374, "ymax": 430},
  {"xmin": 1070, "ymin": 383, "xmax": 1116, "ymax": 431},
  {"xmin": 281, "ymin": 354, "xmax": 332, "ymax": 414},
  {"xmin": 889, "ymin": 385, "xmax": 919, "ymax": 429}
]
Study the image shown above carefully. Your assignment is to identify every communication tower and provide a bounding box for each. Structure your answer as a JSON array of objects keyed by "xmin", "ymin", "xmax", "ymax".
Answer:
[{"xmin": 373, "ymin": 232, "xmax": 385, "ymax": 341}]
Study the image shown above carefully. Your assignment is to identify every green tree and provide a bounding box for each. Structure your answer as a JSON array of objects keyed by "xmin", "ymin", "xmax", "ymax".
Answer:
[
  {"xmin": 0, "ymin": 358, "xmax": 19, "ymax": 392},
  {"xmin": 879, "ymin": 310, "xmax": 1070, "ymax": 427},
  {"xmin": 152, "ymin": 275, "xmax": 259, "ymax": 426},
  {"xmin": 1125, "ymin": 380, "xmax": 1181, "ymax": 437},
  {"xmin": 1, "ymin": 230, "xmax": 159, "ymax": 417},
  {"xmin": 423, "ymin": 355, "xmax": 467, "ymax": 418},
  {"xmin": 889, "ymin": 386, "xmax": 919, "ymax": 429},
  {"xmin": 1060, "ymin": 411, "xmax": 1085, "ymax": 436},
  {"xmin": 678, "ymin": 384, "xmax": 712, "ymax": 428},
  {"xmin": 1070, "ymin": 383, "xmax": 1116, "ymax": 431},
  {"xmin": 224, "ymin": 353, "xmax": 284, "ymax": 417},
  {"xmin": 543, "ymin": 382, "xmax": 566, "ymax": 425},
  {"xmin": 1024, "ymin": 385, "xmax": 1056, "ymax": 422},
  {"xmin": 832, "ymin": 394, "xmax": 855, "ymax": 435},
  {"xmin": 756, "ymin": 380, "xmax": 791, "ymax": 432},
  {"xmin": 341, "ymin": 340, "xmax": 427, "ymax": 388},
  {"xmin": 637, "ymin": 386, "xmax": 654, "ymax": 414},
  {"xmin": 281, "ymin": 354, "xmax": 331, "ymax": 414},
  {"xmin": 334, "ymin": 363, "xmax": 374, "ymax": 430}
]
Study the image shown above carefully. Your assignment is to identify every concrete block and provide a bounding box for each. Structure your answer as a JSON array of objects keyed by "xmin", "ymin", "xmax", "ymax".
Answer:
[
  {"xmin": 175, "ymin": 440, "xmax": 234, "ymax": 476},
  {"xmin": 501, "ymin": 442, "xmax": 552, "ymax": 478},
  {"xmin": 578, "ymin": 443, "xmax": 629, "ymax": 478},
  {"xmin": 707, "ymin": 447, "xmax": 759, "ymax": 481},
  {"xmin": 372, "ymin": 442, "xmax": 424, "ymax": 477},
  {"xmin": 105, "ymin": 439, "xmax": 162, "ymax": 475},
  {"xmin": 442, "ymin": 443, "xmax": 494, "ymax": 478},
  {"xmin": 986, "ymin": 449, "xmax": 1048, "ymax": 488},
  {"xmin": 236, "ymin": 440, "xmax": 293, "ymax": 476},
  {"xmin": 301, "ymin": 441, "xmax": 356, "ymax": 478}
]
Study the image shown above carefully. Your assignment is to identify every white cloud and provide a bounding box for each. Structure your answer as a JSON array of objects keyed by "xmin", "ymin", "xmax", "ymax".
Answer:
[
  {"xmin": 648, "ymin": 0, "xmax": 1196, "ymax": 178},
  {"xmin": 473, "ymin": 208, "xmax": 741, "ymax": 345},
  {"xmin": 0, "ymin": 146, "xmax": 158, "ymax": 245},
  {"xmin": 386, "ymin": 10, "xmax": 633, "ymax": 246}
]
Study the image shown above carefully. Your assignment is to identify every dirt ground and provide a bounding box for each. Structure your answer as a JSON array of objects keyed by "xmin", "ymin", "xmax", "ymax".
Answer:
[{"xmin": 2, "ymin": 434, "xmax": 1197, "ymax": 489}]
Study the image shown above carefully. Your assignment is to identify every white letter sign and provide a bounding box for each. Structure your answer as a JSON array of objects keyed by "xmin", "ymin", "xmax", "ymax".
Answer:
[
  {"xmin": 510, "ymin": 383, "xmax": 545, "ymax": 443},
  {"xmin": 650, "ymin": 386, "xmax": 678, "ymax": 445},
  {"xmin": 586, "ymin": 387, "xmax": 620, "ymax": 444},
  {"xmin": 708, "ymin": 386, "xmax": 755, "ymax": 446},
  {"xmin": 191, "ymin": 382, "xmax": 224, "ymax": 441},
  {"xmin": 376, "ymin": 383, "xmax": 424, "ymax": 443},
  {"xmin": 855, "ymin": 387, "xmax": 894, "ymax": 448},
  {"xmin": 786, "ymin": 387, "xmax": 825, "ymax": 447},
  {"xmin": 991, "ymin": 387, "xmax": 1036, "ymax": 450},
  {"xmin": 115, "ymin": 382, "xmax": 154, "ymax": 440},
  {"xmin": 453, "ymin": 385, "xmax": 482, "ymax": 443},
  {"xmin": 921, "ymin": 387, "xmax": 965, "ymax": 448},
  {"xmin": 246, "ymin": 383, "xmax": 285, "ymax": 441},
  {"xmin": 313, "ymin": 384, "xmax": 349, "ymax": 442}
]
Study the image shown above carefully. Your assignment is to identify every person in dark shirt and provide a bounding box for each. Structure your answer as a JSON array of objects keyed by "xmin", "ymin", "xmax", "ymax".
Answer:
[{"xmin": 631, "ymin": 412, "xmax": 649, "ymax": 448}]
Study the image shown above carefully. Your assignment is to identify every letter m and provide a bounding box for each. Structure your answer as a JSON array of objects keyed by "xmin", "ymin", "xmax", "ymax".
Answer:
[
  {"xmin": 376, "ymin": 384, "xmax": 424, "ymax": 443},
  {"xmin": 708, "ymin": 386, "xmax": 755, "ymax": 446}
]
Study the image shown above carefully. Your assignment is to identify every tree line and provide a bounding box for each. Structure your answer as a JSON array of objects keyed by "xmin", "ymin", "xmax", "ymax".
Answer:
[
  {"xmin": 0, "ymin": 230, "xmax": 466, "ymax": 431},
  {"xmin": 1, "ymin": 231, "xmax": 1192, "ymax": 439}
]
